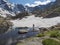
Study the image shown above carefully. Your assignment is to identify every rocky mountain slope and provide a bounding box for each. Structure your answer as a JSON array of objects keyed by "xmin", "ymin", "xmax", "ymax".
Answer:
[
  {"xmin": 28, "ymin": 0, "xmax": 60, "ymax": 18},
  {"xmin": 0, "ymin": 0, "xmax": 60, "ymax": 19},
  {"xmin": 0, "ymin": 0, "xmax": 26, "ymax": 18}
]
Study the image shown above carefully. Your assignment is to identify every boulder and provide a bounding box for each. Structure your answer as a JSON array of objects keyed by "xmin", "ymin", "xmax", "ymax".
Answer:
[{"xmin": 18, "ymin": 29, "xmax": 28, "ymax": 34}]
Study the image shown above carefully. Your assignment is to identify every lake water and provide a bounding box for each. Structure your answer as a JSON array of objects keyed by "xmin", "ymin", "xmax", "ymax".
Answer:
[{"xmin": 0, "ymin": 27, "xmax": 39, "ymax": 45}]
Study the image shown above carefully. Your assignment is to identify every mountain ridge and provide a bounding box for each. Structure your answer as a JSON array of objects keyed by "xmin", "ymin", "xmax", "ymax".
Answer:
[{"xmin": 0, "ymin": 0, "xmax": 60, "ymax": 19}]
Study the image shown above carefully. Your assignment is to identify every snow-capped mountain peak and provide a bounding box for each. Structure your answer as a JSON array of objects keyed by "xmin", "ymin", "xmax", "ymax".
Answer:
[{"xmin": 0, "ymin": 0, "xmax": 26, "ymax": 17}]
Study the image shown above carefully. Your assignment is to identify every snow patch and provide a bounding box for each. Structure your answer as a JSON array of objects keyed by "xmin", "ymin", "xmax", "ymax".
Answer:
[{"xmin": 11, "ymin": 15, "xmax": 60, "ymax": 28}]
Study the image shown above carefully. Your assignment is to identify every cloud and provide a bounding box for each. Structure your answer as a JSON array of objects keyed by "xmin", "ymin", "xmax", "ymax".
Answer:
[{"xmin": 25, "ymin": 0, "xmax": 55, "ymax": 7}]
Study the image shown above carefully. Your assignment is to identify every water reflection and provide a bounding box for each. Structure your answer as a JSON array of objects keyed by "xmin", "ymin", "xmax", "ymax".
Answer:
[{"xmin": 0, "ymin": 27, "xmax": 39, "ymax": 45}]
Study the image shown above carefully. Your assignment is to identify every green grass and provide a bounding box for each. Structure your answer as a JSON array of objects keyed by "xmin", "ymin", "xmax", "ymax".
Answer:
[
  {"xmin": 42, "ymin": 39, "xmax": 60, "ymax": 45},
  {"xmin": 36, "ymin": 29, "xmax": 60, "ymax": 38},
  {"xmin": 44, "ymin": 30, "xmax": 60, "ymax": 36},
  {"xmin": 50, "ymin": 31, "xmax": 60, "ymax": 38},
  {"xmin": 43, "ymin": 29, "xmax": 60, "ymax": 40},
  {"xmin": 36, "ymin": 33, "xmax": 45, "ymax": 37}
]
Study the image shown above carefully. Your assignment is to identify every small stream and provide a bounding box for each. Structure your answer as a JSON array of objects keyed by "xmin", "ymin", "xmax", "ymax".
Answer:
[{"xmin": 0, "ymin": 27, "xmax": 39, "ymax": 45}]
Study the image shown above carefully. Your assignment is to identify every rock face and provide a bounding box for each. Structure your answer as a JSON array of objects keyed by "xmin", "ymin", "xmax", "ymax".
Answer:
[
  {"xmin": 13, "ymin": 4, "xmax": 25, "ymax": 13},
  {"xmin": 0, "ymin": 17, "xmax": 12, "ymax": 34},
  {"xmin": 56, "ymin": 0, "xmax": 60, "ymax": 5},
  {"xmin": 44, "ymin": 12, "xmax": 60, "ymax": 18},
  {"xmin": 0, "ymin": 0, "xmax": 6, "ymax": 4}
]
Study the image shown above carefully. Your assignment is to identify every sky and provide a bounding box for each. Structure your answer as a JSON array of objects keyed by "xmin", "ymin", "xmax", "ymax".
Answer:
[{"xmin": 8, "ymin": 0, "xmax": 56, "ymax": 7}]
